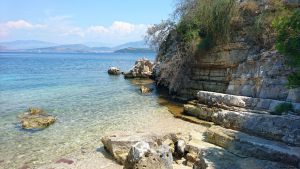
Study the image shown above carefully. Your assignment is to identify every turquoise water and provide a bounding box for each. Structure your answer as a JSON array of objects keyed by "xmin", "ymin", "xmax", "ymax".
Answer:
[{"xmin": 0, "ymin": 52, "xmax": 172, "ymax": 168}]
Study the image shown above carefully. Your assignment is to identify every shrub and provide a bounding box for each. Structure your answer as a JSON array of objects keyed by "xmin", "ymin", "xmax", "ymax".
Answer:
[
  {"xmin": 272, "ymin": 102, "xmax": 294, "ymax": 115},
  {"xmin": 175, "ymin": 0, "xmax": 236, "ymax": 49},
  {"xmin": 273, "ymin": 9, "xmax": 300, "ymax": 88},
  {"xmin": 247, "ymin": 0, "xmax": 291, "ymax": 48}
]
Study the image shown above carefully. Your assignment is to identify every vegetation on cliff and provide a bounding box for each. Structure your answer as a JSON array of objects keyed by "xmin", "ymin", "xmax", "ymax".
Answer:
[
  {"xmin": 273, "ymin": 9, "xmax": 300, "ymax": 88},
  {"xmin": 146, "ymin": 0, "xmax": 299, "ymax": 92}
]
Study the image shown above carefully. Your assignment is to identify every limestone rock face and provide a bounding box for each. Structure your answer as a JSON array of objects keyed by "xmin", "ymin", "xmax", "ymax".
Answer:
[
  {"xmin": 124, "ymin": 143, "xmax": 173, "ymax": 169},
  {"xmin": 108, "ymin": 67, "xmax": 121, "ymax": 75},
  {"xmin": 226, "ymin": 51, "xmax": 293, "ymax": 101},
  {"xmin": 124, "ymin": 58, "xmax": 154, "ymax": 78},
  {"xmin": 19, "ymin": 107, "xmax": 56, "ymax": 129}
]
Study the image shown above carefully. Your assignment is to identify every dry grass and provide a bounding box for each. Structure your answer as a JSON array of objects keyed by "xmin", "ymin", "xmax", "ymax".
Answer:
[{"xmin": 240, "ymin": 1, "xmax": 259, "ymax": 15}]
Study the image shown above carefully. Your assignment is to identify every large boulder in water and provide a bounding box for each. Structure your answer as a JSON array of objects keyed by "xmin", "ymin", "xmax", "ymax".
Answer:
[
  {"xmin": 124, "ymin": 58, "xmax": 154, "ymax": 78},
  {"xmin": 18, "ymin": 107, "xmax": 56, "ymax": 129},
  {"xmin": 108, "ymin": 67, "xmax": 121, "ymax": 75}
]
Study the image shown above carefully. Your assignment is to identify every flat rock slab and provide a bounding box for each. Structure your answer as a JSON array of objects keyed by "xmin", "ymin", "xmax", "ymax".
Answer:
[
  {"xmin": 184, "ymin": 103, "xmax": 300, "ymax": 146},
  {"xmin": 187, "ymin": 131, "xmax": 297, "ymax": 169},
  {"xmin": 197, "ymin": 90, "xmax": 300, "ymax": 113},
  {"xmin": 204, "ymin": 125, "xmax": 300, "ymax": 167}
]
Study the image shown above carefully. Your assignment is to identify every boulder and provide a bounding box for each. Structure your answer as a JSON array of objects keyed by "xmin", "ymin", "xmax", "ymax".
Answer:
[
  {"xmin": 101, "ymin": 132, "xmax": 160, "ymax": 164},
  {"xmin": 108, "ymin": 67, "xmax": 121, "ymax": 75},
  {"xmin": 124, "ymin": 143, "xmax": 173, "ymax": 169},
  {"xmin": 19, "ymin": 107, "xmax": 56, "ymax": 129},
  {"xmin": 140, "ymin": 85, "xmax": 152, "ymax": 94},
  {"xmin": 124, "ymin": 58, "xmax": 154, "ymax": 78}
]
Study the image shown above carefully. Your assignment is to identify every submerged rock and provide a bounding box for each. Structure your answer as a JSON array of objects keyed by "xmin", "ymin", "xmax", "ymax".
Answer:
[
  {"xmin": 108, "ymin": 67, "xmax": 121, "ymax": 75},
  {"xmin": 124, "ymin": 58, "xmax": 154, "ymax": 78},
  {"xmin": 19, "ymin": 107, "xmax": 56, "ymax": 129},
  {"xmin": 140, "ymin": 85, "xmax": 152, "ymax": 94}
]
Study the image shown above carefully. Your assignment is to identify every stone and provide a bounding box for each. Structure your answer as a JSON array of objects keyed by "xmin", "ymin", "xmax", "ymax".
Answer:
[
  {"xmin": 287, "ymin": 88, "xmax": 300, "ymax": 103},
  {"xmin": 186, "ymin": 131, "xmax": 297, "ymax": 169},
  {"xmin": 184, "ymin": 99, "xmax": 300, "ymax": 146},
  {"xmin": 204, "ymin": 125, "xmax": 300, "ymax": 167},
  {"xmin": 124, "ymin": 58, "xmax": 154, "ymax": 78},
  {"xmin": 124, "ymin": 143, "xmax": 173, "ymax": 169},
  {"xmin": 193, "ymin": 158, "xmax": 207, "ymax": 169},
  {"xmin": 197, "ymin": 90, "xmax": 300, "ymax": 113},
  {"xmin": 19, "ymin": 108, "xmax": 56, "ymax": 129},
  {"xmin": 126, "ymin": 141, "xmax": 151, "ymax": 162},
  {"xmin": 101, "ymin": 132, "xmax": 160, "ymax": 164},
  {"xmin": 186, "ymin": 153, "xmax": 198, "ymax": 167},
  {"xmin": 175, "ymin": 140, "xmax": 186, "ymax": 157},
  {"xmin": 108, "ymin": 67, "xmax": 121, "ymax": 75},
  {"xmin": 162, "ymin": 139, "xmax": 175, "ymax": 154},
  {"xmin": 140, "ymin": 85, "xmax": 152, "ymax": 94},
  {"xmin": 283, "ymin": 0, "xmax": 300, "ymax": 8}
]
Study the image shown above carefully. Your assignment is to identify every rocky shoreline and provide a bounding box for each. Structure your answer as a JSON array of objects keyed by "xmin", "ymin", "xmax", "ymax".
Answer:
[
  {"xmin": 18, "ymin": 55, "xmax": 300, "ymax": 169},
  {"xmin": 99, "ymin": 57, "xmax": 300, "ymax": 169}
]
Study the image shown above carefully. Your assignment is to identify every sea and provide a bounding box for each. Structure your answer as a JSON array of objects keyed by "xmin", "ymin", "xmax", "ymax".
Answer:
[{"xmin": 0, "ymin": 52, "xmax": 173, "ymax": 168}]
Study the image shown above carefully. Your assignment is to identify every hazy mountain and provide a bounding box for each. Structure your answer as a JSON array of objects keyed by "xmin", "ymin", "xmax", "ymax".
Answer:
[
  {"xmin": 26, "ymin": 44, "xmax": 93, "ymax": 53},
  {"xmin": 84, "ymin": 42, "xmax": 113, "ymax": 48},
  {"xmin": 114, "ymin": 47, "xmax": 154, "ymax": 53},
  {"xmin": 0, "ymin": 40, "xmax": 153, "ymax": 53},
  {"xmin": 0, "ymin": 40, "xmax": 58, "ymax": 50},
  {"xmin": 114, "ymin": 40, "xmax": 148, "ymax": 50}
]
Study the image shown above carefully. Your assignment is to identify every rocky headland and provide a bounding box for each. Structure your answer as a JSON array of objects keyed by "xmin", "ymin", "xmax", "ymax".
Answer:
[{"xmin": 99, "ymin": 0, "xmax": 300, "ymax": 168}]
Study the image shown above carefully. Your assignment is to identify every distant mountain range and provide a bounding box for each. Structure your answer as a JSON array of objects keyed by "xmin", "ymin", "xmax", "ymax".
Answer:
[{"xmin": 0, "ymin": 40, "xmax": 154, "ymax": 53}]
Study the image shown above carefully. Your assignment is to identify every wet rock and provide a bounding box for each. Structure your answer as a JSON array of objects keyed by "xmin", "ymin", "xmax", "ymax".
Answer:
[
  {"xmin": 124, "ymin": 143, "xmax": 173, "ymax": 169},
  {"xmin": 124, "ymin": 58, "xmax": 154, "ymax": 78},
  {"xmin": 19, "ymin": 108, "xmax": 56, "ymax": 129},
  {"xmin": 56, "ymin": 158, "xmax": 74, "ymax": 164},
  {"xmin": 108, "ymin": 67, "xmax": 121, "ymax": 75},
  {"xmin": 140, "ymin": 85, "xmax": 152, "ymax": 94},
  {"xmin": 193, "ymin": 157, "xmax": 207, "ymax": 169}
]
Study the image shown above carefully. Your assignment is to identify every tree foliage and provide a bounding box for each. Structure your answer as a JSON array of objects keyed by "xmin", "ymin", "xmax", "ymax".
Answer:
[{"xmin": 273, "ymin": 9, "xmax": 300, "ymax": 88}]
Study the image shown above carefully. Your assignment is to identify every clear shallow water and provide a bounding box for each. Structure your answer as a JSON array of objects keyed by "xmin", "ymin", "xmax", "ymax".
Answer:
[{"xmin": 0, "ymin": 52, "xmax": 172, "ymax": 168}]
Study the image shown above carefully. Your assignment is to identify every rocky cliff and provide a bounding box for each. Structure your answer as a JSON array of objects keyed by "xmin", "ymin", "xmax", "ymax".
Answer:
[{"xmin": 153, "ymin": 0, "xmax": 300, "ymax": 103}]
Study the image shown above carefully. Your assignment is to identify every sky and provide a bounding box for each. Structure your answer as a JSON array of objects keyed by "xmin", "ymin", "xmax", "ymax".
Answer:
[{"xmin": 0, "ymin": 0, "xmax": 174, "ymax": 46}]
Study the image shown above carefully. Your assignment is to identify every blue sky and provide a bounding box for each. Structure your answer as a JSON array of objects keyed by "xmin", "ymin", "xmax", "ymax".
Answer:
[{"xmin": 0, "ymin": 0, "xmax": 174, "ymax": 45}]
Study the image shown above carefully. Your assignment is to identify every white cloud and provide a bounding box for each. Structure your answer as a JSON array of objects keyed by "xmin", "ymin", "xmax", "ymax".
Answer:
[
  {"xmin": 111, "ymin": 21, "xmax": 135, "ymax": 34},
  {"xmin": 87, "ymin": 26, "xmax": 108, "ymax": 34},
  {"xmin": 5, "ymin": 20, "xmax": 46, "ymax": 29},
  {"xmin": 86, "ymin": 21, "xmax": 149, "ymax": 39},
  {"xmin": 0, "ymin": 17, "xmax": 149, "ymax": 44}
]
